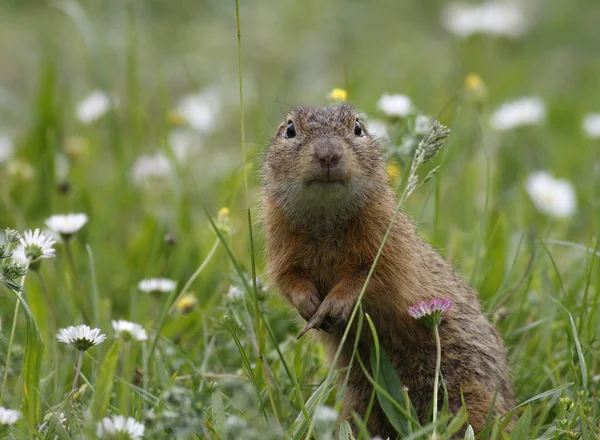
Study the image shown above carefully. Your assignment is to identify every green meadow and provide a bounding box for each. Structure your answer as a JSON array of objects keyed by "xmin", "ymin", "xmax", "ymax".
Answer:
[{"xmin": 0, "ymin": 0, "xmax": 599, "ymax": 438}]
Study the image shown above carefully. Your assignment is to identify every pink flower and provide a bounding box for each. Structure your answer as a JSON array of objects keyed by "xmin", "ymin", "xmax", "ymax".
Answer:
[{"xmin": 408, "ymin": 297, "xmax": 453, "ymax": 328}]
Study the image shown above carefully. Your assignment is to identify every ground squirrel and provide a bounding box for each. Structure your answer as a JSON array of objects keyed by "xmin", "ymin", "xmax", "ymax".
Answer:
[{"xmin": 262, "ymin": 104, "xmax": 514, "ymax": 438}]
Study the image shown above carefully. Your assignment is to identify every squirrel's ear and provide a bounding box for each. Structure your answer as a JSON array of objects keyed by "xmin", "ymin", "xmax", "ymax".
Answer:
[{"xmin": 274, "ymin": 122, "xmax": 286, "ymax": 138}]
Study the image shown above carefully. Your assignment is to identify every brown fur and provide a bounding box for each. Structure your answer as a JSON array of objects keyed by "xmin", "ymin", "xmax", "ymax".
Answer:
[{"xmin": 261, "ymin": 104, "xmax": 514, "ymax": 438}]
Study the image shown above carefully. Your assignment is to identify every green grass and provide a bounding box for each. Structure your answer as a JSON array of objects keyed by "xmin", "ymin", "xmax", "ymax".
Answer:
[{"xmin": 1, "ymin": 0, "xmax": 599, "ymax": 439}]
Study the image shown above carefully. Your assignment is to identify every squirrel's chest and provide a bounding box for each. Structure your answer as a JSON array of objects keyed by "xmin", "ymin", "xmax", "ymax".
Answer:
[{"xmin": 299, "ymin": 237, "xmax": 360, "ymax": 295}]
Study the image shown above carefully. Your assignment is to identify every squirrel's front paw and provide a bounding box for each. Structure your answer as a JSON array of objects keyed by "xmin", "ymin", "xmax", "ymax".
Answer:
[
  {"xmin": 294, "ymin": 290, "xmax": 323, "ymax": 322},
  {"xmin": 298, "ymin": 292, "xmax": 355, "ymax": 338}
]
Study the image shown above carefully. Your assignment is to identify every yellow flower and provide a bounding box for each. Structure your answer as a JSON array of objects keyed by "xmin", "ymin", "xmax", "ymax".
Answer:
[
  {"xmin": 167, "ymin": 110, "xmax": 187, "ymax": 127},
  {"xmin": 64, "ymin": 136, "xmax": 90, "ymax": 160},
  {"xmin": 328, "ymin": 88, "xmax": 348, "ymax": 102},
  {"xmin": 7, "ymin": 159, "xmax": 34, "ymax": 181},
  {"xmin": 176, "ymin": 294, "xmax": 198, "ymax": 314},
  {"xmin": 464, "ymin": 73, "xmax": 487, "ymax": 99},
  {"xmin": 387, "ymin": 163, "xmax": 400, "ymax": 180},
  {"xmin": 217, "ymin": 207, "xmax": 231, "ymax": 234}
]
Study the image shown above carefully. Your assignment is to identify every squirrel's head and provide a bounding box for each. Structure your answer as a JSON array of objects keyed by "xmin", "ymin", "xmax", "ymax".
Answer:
[{"xmin": 263, "ymin": 104, "xmax": 386, "ymax": 228}]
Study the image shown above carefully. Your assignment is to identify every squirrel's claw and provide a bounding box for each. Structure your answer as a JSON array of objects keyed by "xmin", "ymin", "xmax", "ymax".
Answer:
[{"xmin": 297, "ymin": 320, "xmax": 316, "ymax": 339}]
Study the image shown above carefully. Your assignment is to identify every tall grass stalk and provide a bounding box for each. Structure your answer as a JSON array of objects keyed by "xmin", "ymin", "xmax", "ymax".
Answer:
[
  {"xmin": 0, "ymin": 272, "xmax": 27, "ymax": 404},
  {"xmin": 234, "ymin": 0, "xmax": 275, "ymax": 418},
  {"xmin": 469, "ymin": 108, "xmax": 492, "ymax": 286},
  {"xmin": 70, "ymin": 350, "xmax": 84, "ymax": 395},
  {"xmin": 432, "ymin": 324, "xmax": 442, "ymax": 436},
  {"xmin": 235, "ymin": 0, "xmax": 248, "ymax": 204}
]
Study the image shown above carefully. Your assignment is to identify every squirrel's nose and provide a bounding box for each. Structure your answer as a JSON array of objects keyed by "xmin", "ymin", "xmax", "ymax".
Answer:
[
  {"xmin": 317, "ymin": 152, "xmax": 341, "ymax": 168},
  {"xmin": 314, "ymin": 142, "xmax": 342, "ymax": 169}
]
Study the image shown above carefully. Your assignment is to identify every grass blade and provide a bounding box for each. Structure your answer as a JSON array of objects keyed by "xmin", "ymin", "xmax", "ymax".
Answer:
[
  {"xmin": 224, "ymin": 317, "xmax": 267, "ymax": 421},
  {"xmin": 509, "ymin": 405, "xmax": 531, "ymax": 440},
  {"xmin": 90, "ymin": 339, "xmax": 122, "ymax": 420},
  {"xmin": 211, "ymin": 386, "xmax": 226, "ymax": 437},
  {"xmin": 371, "ymin": 345, "xmax": 411, "ymax": 437},
  {"xmin": 10, "ymin": 290, "xmax": 45, "ymax": 439},
  {"xmin": 287, "ymin": 377, "xmax": 337, "ymax": 440},
  {"xmin": 339, "ymin": 421, "xmax": 355, "ymax": 440}
]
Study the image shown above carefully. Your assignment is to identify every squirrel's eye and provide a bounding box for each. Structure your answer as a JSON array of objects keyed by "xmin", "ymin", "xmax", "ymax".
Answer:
[
  {"xmin": 354, "ymin": 120, "xmax": 363, "ymax": 137},
  {"xmin": 285, "ymin": 122, "xmax": 296, "ymax": 139}
]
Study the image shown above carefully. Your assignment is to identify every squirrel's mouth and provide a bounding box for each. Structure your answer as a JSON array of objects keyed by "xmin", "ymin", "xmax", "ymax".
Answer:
[
  {"xmin": 304, "ymin": 168, "xmax": 349, "ymax": 186},
  {"xmin": 306, "ymin": 179, "xmax": 346, "ymax": 186}
]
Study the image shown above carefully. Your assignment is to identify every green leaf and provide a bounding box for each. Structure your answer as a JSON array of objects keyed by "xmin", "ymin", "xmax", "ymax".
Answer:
[
  {"xmin": 90, "ymin": 339, "xmax": 122, "ymax": 420},
  {"xmin": 10, "ymin": 291, "xmax": 45, "ymax": 439},
  {"xmin": 212, "ymin": 387, "xmax": 225, "ymax": 437},
  {"xmin": 224, "ymin": 317, "xmax": 267, "ymax": 421},
  {"xmin": 516, "ymin": 384, "xmax": 575, "ymax": 412},
  {"xmin": 447, "ymin": 407, "xmax": 468, "ymax": 437},
  {"xmin": 482, "ymin": 381, "xmax": 501, "ymax": 440},
  {"xmin": 371, "ymin": 345, "xmax": 413, "ymax": 437},
  {"xmin": 509, "ymin": 405, "xmax": 531, "ymax": 440},
  {"xmin": 358, "ymin": 313, "xmax": 380, "ymax": 439},
  {"xmin": 541, "ymin": 240, "xmax": 589, "ymax": 391},
  {"xmin": 464, "ymin": 424, "xmax": 475, "ymax": 440},
  {"xmin": 287, "ymin": 377, "xmax": 336, "ymax": 440},
  {"xmin": 553, "ymin": 299, "xmax": 588, "ymax": 390},
  {"xmin": 339, "ymin": 421, "xmax": 355, "ymax": 440}
]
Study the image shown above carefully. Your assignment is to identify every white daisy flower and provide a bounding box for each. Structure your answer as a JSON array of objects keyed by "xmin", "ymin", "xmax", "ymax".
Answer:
[
  {"xmin": 313, "ymin": 405, "xmax": 338, "ymax": 435},
  {"xmin": 376, "ymin": 93, "xmax": 413, "ymax": 118},
  {"xmin": 138, "ymin": 278, "xmax": 177, "ymax": 294},
  {"xmin": 0, "ymin": 406, "xmax": 21, "ymax": 426},
  {"xmin": 17, "ymin": 228, "xmax": 56, "ymax": 262},
  {"xmin": 224, "ymin": 415, "xmax": 247, "ymax": 434},
  {"xmin": 366, "ymin": 120, "xmax": 390, "ymax": 140},
  {"xmin": 45, "ymin": 213, "xmax": 88, "ymax": 238},
  {"xmin": 176, "ymin": 88, "xmax": 222, "ymax": 133},
  {"xmin": 226, "ymin": 285, "xmax": 244, "ymax": 301},
  {"xmin": 112, "ymin": 320, "xmax": 148, "ymax": 342},
  {"xmin": 169, "ymin": 129, "xmax": 201, "ymax": 164},
  {"xmin": 96, "ymin": 415, "xmax": 145, "ymax": 440},
  {"xmin": 0, "ymin": 136, "xmax": 14, "ymax": 164},
  {"xmin": 76, "ymin": 90, "xmax": 111, "ymax": 124},
  {"xmin": 582, "ymin": 113, "xmax": 600, "ymax": 139},
  {"xmin": 489, "ymin": 97, "xmax": 545, "ymax": 131},
  {"xmin": 11, "ymin": 248, "xmax": 28, "ymax": 266},
  {"xmin": 131, "ymin": 153, "xmax": 173, "ymax": 186},
  {"xmin": 525, "ymin": 171, "xmax": 576, "ymax": 218},
  {"xmin": 57, "ymin": 324, "xmax": 107, "ymax": 351},
  {"xmin": 443, "ymin": 2, "xmax": 526, "ymax": 38}
]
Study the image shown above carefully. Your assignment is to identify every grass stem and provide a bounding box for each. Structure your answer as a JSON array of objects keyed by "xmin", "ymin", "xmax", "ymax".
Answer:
[
  {"xmin": 235, "ymin": 0, "xmax": 248, "ymax": 204},
  {"xmin": 70, "ymin": 350, "xmax": 84, "ymax": 395},
  {"xmin": 0, "ymin": 300, "xmax": 21, "ymax": 404},
  {"xmin": 433, "ymin": 324, "xmax": 442, "ymax": 435},
  {"xmin": 0, "ymin": 272, "xmax": 27, "ymax": 405}
]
